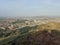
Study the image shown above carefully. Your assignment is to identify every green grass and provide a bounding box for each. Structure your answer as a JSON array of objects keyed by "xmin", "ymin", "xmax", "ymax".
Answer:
[{"xmin": 0, "ymin": 26, "xmax": 37, "ymax": 45}]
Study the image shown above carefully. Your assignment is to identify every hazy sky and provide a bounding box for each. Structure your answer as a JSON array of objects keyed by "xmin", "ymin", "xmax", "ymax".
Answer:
[{"xmin": 0, "ymin": 0, "xmax": 60, "ymax": 17}]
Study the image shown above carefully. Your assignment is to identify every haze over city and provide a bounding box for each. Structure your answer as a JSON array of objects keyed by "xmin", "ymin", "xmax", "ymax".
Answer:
[
  {"xmin": 0, "ymin": 0, "xmax": 60, "ymax": 17},
  {"xmin": 0, "ymin": 0, "xmax": 60, "ymax": 45}
]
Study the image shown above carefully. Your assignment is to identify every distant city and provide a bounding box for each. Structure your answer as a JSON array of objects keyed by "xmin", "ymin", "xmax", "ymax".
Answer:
[{"xmin": 0, "ymin": 16, "xmax": 60, "ymax": 31}]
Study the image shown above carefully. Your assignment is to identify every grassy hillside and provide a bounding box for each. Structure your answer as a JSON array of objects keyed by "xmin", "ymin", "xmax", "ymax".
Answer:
[{"xmin": 0, "ymin": 22, "xmax": 60, "ymax": 45}]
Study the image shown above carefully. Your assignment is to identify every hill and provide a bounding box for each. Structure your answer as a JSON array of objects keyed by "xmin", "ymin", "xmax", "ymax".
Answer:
[{"xmin": 0, "ymin": 22, "xmax": 60, "ymax": 45}]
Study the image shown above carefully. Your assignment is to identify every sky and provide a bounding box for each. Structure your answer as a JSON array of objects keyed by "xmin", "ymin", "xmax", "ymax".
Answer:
[{"xmin": 0, "ymin": 0, "xmax": 60, "ymax": 17}]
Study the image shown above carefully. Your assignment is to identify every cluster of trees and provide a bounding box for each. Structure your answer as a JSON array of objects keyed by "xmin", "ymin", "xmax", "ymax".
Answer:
[{"xmin": 12, "ymin": 19, "xmax": 27, "ymax": 24}]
